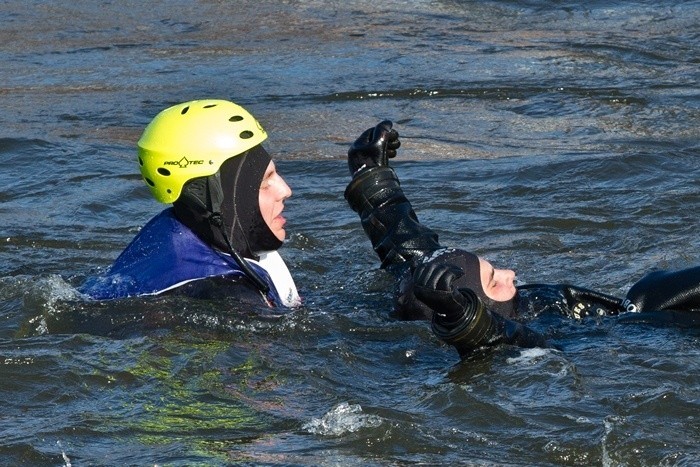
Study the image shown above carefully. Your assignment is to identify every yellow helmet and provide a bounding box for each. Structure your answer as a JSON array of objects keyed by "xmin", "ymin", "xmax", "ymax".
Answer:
[{"xmin": 137, "ymin": 99, "xmax": 267, "ymax": 203}]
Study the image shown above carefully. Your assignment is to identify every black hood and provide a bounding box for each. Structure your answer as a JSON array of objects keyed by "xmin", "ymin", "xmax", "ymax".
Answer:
[
  {"xmin": 396, "ymin": 248, "xmax": 518, "ymax": 321},
  {"xmin": 172, "ymin": 144, "xmax": 282, "ymax": 260},
  {"xmin": 441, "ymin": 249, "xmax": 518, "ymax": 319}
]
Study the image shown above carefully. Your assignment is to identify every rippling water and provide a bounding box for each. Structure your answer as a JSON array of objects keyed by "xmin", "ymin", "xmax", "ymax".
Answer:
[{"xmin": 1, "ymin": 1, "xmax": 699, "ymax": 465}]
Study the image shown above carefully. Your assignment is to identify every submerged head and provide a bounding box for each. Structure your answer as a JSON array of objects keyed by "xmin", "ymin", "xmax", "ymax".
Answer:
[{"xmin": 137, "ymin": 99, "xmax": 292, "ymax": 258}]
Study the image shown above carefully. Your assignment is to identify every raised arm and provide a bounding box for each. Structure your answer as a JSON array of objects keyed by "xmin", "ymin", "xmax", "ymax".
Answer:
[{"xmin": 344, "ymin": 121, "xmax": 441, "ymax": 269}]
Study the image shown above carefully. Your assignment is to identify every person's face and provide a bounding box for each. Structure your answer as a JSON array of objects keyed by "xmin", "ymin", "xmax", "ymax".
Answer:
[
  {"xmin": 259, "ymin": 161, "xmax": 292, "ymax": 241},
  {"xmin": 478, "ymin": 258, "xmax": 517, "ymax": 302}
]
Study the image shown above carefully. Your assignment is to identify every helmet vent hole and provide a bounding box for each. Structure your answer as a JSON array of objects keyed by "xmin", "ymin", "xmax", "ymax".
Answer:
[
  {"xmin": 138, "ymin": 156, "xmax": 144, "ymax": 166},
  {"xmin": 144, "ymin": 177, "xmax": 155, "ymax": 187},
  {"xmin": 157, "ymin": 168, "xmax": 171, "ymax": 176},
  {"xmin": 181, "ymin": 106, "xmax": 190, "ymax": 115},
  {"xmin": 229, "ymin": 115, "xmax": 243, "ymax": 122},
  {"xmin": 240, "ymin": 130, "xmax": 254, "ymax": 139},
  {"xmin": 204, "ymin": 104, "xmax": 217, "ymax": 108}
]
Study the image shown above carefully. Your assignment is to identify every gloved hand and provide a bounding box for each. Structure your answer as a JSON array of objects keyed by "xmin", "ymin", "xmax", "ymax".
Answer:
[
  {"xmin": 623, "ymin": 266, "xmax": 700, "ymax": 313},
  {"xmin": 348, "ymin": 120, "xmax": 401, "ymax": 176},
  {"xmin": 412, "ymin": 261, "xmax": 478, "ymax": 326},
  {"xmin": 413, "ymin": 260, "xmax": 548, "ymax": 353}
]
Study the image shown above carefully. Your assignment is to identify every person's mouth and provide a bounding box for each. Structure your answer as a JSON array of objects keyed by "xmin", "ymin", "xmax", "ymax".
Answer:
[{"xmin": 274, "ymin": 210, "xmax": 286, "ymax": 226}]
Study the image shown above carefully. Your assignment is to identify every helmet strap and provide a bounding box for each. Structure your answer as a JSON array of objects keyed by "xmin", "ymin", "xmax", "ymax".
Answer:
[
  {"xmin": 173, "ymin": 173, "xmax": 271, "ymax": 296},
  {"xmin": 208, "ymin": 212, "xmax": 270, "ymax": 295},
  {"xmin": 205, "ymin": 173, "xmax": 270, "ymax": 294}
]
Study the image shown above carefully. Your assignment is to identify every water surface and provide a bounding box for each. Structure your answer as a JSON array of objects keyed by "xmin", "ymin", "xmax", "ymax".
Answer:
[{"xmin": 1, "ymin": 0, "xmax": 699, "ymax": 465}]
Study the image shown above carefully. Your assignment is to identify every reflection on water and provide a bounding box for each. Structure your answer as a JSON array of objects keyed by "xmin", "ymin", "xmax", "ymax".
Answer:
[{"xmin": 1, "ymin": 0, "xmax": 699, "ymax": 464}]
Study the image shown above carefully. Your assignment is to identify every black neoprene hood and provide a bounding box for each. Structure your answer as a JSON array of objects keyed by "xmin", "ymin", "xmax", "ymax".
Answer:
[{"xmin": 173, "ymin": 145, "xmax": 282, "ymax": 260}]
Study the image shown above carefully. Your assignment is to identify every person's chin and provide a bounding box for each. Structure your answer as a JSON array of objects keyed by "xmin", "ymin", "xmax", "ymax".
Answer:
[{"xmin": 273, "ymin": 226, "xmax": 286, "ymax": 241}]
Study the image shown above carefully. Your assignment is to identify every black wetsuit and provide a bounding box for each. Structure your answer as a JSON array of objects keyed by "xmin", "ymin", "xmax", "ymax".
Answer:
[{"xmin": 346, "ymin": 165, "xmax": 700, "ymax": 356}]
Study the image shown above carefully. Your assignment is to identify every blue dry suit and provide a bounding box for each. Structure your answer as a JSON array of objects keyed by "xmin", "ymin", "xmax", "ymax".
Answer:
[{"xmin": 80, "ymin": 209, "xmax": 291, "ymax": 307}]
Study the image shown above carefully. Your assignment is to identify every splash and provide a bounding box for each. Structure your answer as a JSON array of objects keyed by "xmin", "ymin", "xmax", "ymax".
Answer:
[
  {"xmin": 506, "ymin": 347, "xmax": 551, "ymax": 365},
  {"xmin": 303, "ymin": 402, "xmax": 382, "ymax": 436},
  {"xmin": 8, "ymin": 274, "xmax": 83, "ymax": 335},
  {"xmin": 57, "ymin": 441, "xmax": 72, "ymax": 467}
]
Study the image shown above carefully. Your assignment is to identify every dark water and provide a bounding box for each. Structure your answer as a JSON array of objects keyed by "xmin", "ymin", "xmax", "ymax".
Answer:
[{"xmin": 2, "ymin": 0, "xmax": 699, "ymax": 465}]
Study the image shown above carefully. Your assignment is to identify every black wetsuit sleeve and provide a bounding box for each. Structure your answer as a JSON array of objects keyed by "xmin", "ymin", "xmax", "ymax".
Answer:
[
  {"xmin": 433, "ymin": 306, "xmax": 549, "ymax": 357},
  {"xmin": 344, "ymin": 166, "xmax": 441, "ymax": 268},
  {"xmin": 516, "ymin": 283, "xmax": 624, "ymax": 319},
  {"xmin": 624, "ymin": 266, "xmax": 700, "ymax": 313}
]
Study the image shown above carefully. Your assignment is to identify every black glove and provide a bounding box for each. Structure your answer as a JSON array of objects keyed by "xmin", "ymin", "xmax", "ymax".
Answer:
[
  {"xmin": 624, "ymin": 266, "xmax": 700, "ymax": 313},
  {"xmin": 413, "ymin": 261, "xmax": 476, "ymax": 326},
  {"xmin": 348, "ymin": 120, "xmax": 401, "ymax": 176},
  {"xmin": 413, "ymin": 261, "xmax": 548, "ymax": 354}
]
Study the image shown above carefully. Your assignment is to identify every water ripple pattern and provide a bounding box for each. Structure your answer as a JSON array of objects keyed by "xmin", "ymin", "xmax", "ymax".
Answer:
[{"xmin": 0, "ymin": 0, "xmax": 698, "ymax": 465}]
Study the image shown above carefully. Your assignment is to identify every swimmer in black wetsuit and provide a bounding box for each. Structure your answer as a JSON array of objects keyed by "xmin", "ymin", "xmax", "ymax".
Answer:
[{"xmin": 344, "ymin": 121, "xmax": 700, "ymax": 357}]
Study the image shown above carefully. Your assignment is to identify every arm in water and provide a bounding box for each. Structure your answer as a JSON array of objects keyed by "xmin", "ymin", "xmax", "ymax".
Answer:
[{"xmin": 618, "ymin": 266, "xmax": 700, "ymax": 327}]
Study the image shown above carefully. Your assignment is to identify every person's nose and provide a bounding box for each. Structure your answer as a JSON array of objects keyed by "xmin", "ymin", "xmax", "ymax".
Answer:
[
  {"xmin": 497, "ymin": 268, "xmax": 516, "ymax": 285},
  {"xmin": 277, "ymin": 176, "xmax": 292, "ymax": 200}
]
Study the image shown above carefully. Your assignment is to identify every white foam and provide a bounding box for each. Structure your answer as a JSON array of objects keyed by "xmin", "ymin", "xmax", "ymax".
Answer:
[
  {"xmin": 303, "ymin": 402, "xmax": 382, "ymax": 436},
  {"xmin": 17, "ymin": 274, "xmax": 83, "ymax": 335},
  {"xmin": 506, "ymin": 347, "xmax": 551, "ymax": 365}
]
